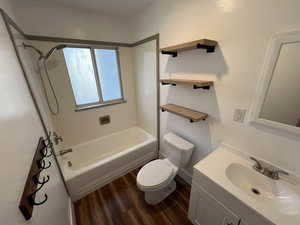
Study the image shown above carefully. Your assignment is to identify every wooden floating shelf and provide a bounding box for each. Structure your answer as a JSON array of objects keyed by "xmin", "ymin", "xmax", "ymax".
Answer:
[
  {"xmin": 160, "ymin": 104, "xmax": 208, "ymax": 123},
  {"xmin": 161, "ymin": 79, "xmax": 213, "ymax": 90},
  {"xmin": 161, "ymin": 39, "xmax": 218, "ymax": 57}
]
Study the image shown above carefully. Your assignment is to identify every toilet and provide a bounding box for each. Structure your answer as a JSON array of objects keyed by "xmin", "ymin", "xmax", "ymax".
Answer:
[{"xmin": 137, "ymin": 132, "xmax": 194, "ymax": 205}]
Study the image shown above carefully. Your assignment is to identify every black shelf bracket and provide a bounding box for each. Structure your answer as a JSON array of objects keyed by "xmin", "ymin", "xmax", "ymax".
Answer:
[
  {"xmin": 190, "ymin": 118, "xmax": 206, "ymax": 123},
  {"xmin": 162, "ymin": 82, "xmax": 177, "ymax": 86},
  {"xmin": 161, "ymin": 50, "xmax": 178, "ymax": 57},
  {"xmin": 193, "ymin": 85, "xmax": 210, "ymax": 90},
  {"xmin": 197, "ymin": 44, "xmax": 215, "ymax": 53}
]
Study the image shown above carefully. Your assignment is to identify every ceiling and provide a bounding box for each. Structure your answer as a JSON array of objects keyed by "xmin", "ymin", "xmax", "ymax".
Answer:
[{"xmin": 39, "ymin": 0, "xmax": 155, "ymax": 17}]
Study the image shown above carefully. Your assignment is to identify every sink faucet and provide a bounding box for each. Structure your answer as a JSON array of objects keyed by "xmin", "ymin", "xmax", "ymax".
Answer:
[
  {"xmin": 250, "ymin": 157, "xmax": 289, "ymax": 180},
  {"xmin": 250, "ymin": 157, "xmax": 263, "ymax": 171},
  {"xmin": 58, "ymin": 148, "xmax": 72, "ymax": 156}
]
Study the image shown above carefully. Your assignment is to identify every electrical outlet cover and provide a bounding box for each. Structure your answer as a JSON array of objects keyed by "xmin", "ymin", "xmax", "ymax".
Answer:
[{"xmin": 233, "ymin": 109, "xmax": 247, "ymax": 123}]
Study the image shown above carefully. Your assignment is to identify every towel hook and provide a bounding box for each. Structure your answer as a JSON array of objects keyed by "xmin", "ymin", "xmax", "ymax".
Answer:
[
  {"xmin": 33, "ymin": 172, "xmax": 50, "ymax": 185},
  {"xmin": 37, "ymin": 159, "xmax": 51, "ymax": 170},
  {"xmin": 40, "ymin": 147, "xmax": 53, "ymax": 158},
  {"xmin": 44, "ymin": 132, "xmax": 53, "ymax": 148},
  {"xmin": 28, "ymin": 182, "xmax": 48, "ymax": 206}
]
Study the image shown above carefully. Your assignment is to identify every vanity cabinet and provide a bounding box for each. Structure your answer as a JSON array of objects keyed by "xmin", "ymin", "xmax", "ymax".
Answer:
[
  {"xmin": 188, "ymin": 147, "xmax": 297, "ymax": 225},
  {"xmin": 188, "ymin": 180, "xmax": 271, "ymax": 225},
  {"xmin": 188, "ymin": 163, "xmax": 273, "ymax": 225},
  {"xmin": 189, "ymin": 183, "xmax": 240, "ymax": 225}
]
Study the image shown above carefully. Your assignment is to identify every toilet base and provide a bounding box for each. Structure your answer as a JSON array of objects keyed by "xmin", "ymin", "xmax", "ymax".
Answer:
[{"xmin": 144, "ymin": 180, "xmax": 176, "ymax": 205}]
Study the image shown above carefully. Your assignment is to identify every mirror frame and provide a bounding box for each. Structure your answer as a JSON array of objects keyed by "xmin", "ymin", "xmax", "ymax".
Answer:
[{"xmin": 251, "ymin": 30, "xmax": 300, "ymax": 134}]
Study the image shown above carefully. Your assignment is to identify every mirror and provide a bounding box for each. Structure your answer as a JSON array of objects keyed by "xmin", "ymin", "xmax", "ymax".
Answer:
[
  {"xmin": 252, "ymin": 31, "xmax": 300, "ymax": 134},
  {"xmin": 260, "ymin": 42, "xmax": 300, "ymax": 126}
]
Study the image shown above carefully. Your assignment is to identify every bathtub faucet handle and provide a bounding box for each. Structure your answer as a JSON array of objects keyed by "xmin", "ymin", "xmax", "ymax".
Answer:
[{"xmin": 53, "ymin": 132, "xmax": 63, "ymax": 145}]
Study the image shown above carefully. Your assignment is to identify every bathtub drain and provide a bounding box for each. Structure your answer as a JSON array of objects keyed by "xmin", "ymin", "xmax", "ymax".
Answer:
[{"xmin": 251, "ymin": 188, "xmax": 260, "ymax": 195}]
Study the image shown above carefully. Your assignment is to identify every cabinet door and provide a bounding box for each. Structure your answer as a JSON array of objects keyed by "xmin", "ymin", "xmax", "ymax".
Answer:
[{"xmin": 189, "ymin": 185, "xmax": 240, "ymax": 225}]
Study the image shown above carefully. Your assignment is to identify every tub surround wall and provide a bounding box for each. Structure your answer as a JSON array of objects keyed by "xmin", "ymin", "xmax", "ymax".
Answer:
[
  {"xmin": 0, "ymin": 5, "xmax": 70, "ymax": 225},
  {"xmin": 5, "ymin": 0, "xmax": 158, "ymax": 149},
  {"xmin": 133, "ymin": 40, "xmax": 157, "ymax": 136},
  {"xmin": 31, "ymin": 42, "xmax": 137, "ymax": 148},
  {"xmin": 130, "ymin": 0, "xmax": 300, "ymax": 178},
  {"xmin": 8, "ymin": 0, "xmax": 140, "ymax": 148}
]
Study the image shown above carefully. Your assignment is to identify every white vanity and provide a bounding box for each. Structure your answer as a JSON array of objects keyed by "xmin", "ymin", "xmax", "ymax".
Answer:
[{"xmin": 188, "ymin": 146, "xmax": 300, "ymax": 225}]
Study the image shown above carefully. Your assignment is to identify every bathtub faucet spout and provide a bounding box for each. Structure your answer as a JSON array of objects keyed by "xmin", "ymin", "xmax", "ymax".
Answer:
[{"xmin": 59, "ymin": 148, "xmax": 73, "ymax": 156}]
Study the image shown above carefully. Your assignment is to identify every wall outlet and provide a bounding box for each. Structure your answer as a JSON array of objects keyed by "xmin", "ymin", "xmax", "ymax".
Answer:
[
  {"xmin": 233, "ymin": 109, "xmax": 247, "ymax": 123},
  {"xmin": 99, "ymin": 115, "xmax": 111, "ymax": 125}
]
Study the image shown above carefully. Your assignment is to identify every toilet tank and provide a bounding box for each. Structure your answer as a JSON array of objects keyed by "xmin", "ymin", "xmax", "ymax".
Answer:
[{"xmin": 163, "ymin": 133, "xmax": 194, "ymax": 167}]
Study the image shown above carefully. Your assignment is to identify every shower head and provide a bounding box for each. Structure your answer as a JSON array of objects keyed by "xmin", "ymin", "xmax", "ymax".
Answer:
[
  {"xmin": 23, "ymin": 43, "xmax": 67, "ymax": 61},
  {"xmin": 44, "ymin": 44, "xmax": 67, "ymax": 60}
]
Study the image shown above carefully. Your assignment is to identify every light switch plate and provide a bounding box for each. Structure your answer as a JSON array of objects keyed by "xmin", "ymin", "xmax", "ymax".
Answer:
[{"xmin": 233, "ymin": 109, "xmax": 247, "ymax": 123}]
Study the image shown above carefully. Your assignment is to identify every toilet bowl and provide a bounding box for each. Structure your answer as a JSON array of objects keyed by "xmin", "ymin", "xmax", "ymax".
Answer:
[{"xmin": 137, "ymin": 132, "xmax": 194, "ymax": 205}]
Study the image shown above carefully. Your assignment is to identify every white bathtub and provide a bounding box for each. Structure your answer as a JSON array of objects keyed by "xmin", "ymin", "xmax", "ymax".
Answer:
[{"xmin": 59, "ymin": 126, "xmax": 157, "ymax": 201}]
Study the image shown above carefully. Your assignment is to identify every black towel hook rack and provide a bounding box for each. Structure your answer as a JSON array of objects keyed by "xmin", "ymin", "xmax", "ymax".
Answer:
[{"xmin": 19, "ymin": 137, "xmax": 51, "ymax": 220}]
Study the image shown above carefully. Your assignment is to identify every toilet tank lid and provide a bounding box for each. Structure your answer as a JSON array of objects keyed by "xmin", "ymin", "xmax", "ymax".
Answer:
[{"xmin": 164, "ymin": 132, "xmax": 194, "ymax": 151}]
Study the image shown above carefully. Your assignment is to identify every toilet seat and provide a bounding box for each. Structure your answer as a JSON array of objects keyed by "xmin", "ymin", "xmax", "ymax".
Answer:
[{"xmin": 137, "ymin": 159, "xmax": 174, "ymax": 191}]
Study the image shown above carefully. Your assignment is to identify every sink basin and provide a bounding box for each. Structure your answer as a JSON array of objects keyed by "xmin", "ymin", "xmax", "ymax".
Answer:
[{"xmin": 226, "ymin": 163, "xmax": 300, "ymax": 215}]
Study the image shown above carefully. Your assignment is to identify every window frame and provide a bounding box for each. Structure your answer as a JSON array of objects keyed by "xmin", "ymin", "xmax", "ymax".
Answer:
[{"xmin": 63, "ymin": 45, "xmax": 125, "ymax": 111}]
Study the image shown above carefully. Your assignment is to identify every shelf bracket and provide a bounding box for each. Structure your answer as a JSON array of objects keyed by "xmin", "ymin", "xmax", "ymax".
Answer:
[
  {"xmin": 193, "ymin": 85, "xmax": 210, "ymax": 90},
  {"xmin": 196, "ymin": 44, "xmax": 215, "ymax": 53},
  {"xmin": 162, "ymin": 82, "xmax": 176, "ymax": 86},
  {"xmin": 161, "ymin": 50, "xmax": 178, "ymax": 57},
  {"xmin": 190, "ymin": 118, "xmax": 206, "ymax": 123}
]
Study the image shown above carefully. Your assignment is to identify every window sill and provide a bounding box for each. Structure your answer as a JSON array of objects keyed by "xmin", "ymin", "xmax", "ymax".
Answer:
[{"xmin": 75, "ymin": 100, "xmax": 127, "ymax": 112}]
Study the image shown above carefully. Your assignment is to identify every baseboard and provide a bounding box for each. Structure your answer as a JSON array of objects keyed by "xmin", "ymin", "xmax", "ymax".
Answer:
[
  {"xmin": 71, "ymin": 151, "xmax": 157, "ymax": 201},
  {"xmin": 68, "ymin": 197, "xmax": 77, "ymax": 225},
  {"xmin": 159, "ymin": 152, "xmax": 193, "ymax": 185}
]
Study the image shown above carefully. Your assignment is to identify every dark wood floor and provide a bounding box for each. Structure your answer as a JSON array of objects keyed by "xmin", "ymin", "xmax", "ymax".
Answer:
[{"xmin": 74, "ymin": 168, "xmax": 193, "ymax": 225}]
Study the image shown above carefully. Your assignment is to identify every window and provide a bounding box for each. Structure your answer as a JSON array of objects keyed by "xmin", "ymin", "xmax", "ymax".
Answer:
[{"xmin": 63, "ymin": 46, "xmax": 124, "ymax": 110}]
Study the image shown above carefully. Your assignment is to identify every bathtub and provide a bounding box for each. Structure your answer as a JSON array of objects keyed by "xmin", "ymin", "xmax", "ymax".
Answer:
[{"xmin": 59, "ymin": 126, "xmax": 157, "ymax": 201}]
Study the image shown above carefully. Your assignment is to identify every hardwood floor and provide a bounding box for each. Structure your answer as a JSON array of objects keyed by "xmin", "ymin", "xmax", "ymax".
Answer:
[{"xmin": 74, "ymin": 168, "xmax": 193, "ymax": 225}]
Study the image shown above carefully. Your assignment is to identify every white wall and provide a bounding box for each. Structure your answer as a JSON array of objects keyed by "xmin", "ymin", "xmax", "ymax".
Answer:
[
  {"xmin": 31, "ymin": 41, "xmax": 137, "ymax": 147},
  {"xmin": 9, "ymin": 0, "xmax": 132, "ymax": 42},
  {"xmin": 130, "ymin": 0, "xmax": 300, "ymax": 177},
  {"xmin": 0, "ymin": 6, "xmax": 70, "ymax": 225},
  {"xmin": 133, "ymin": 40, "xmax": 157, "ymax": 136}
]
